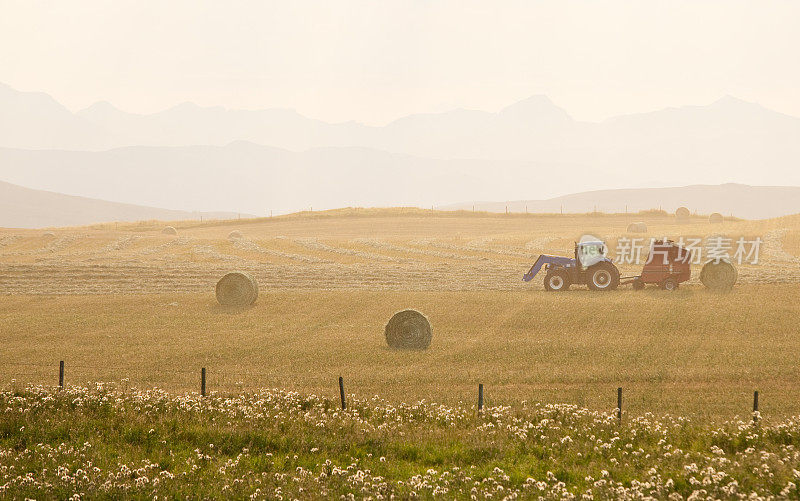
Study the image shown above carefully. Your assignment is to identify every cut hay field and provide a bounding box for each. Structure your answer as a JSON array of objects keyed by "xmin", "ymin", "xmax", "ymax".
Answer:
[
  {"xmin": 1, "ymin": 286, "xmax": 799, "ymax": 419},
  {"xmin": 1, "ymin": 209, "xmax": 800, "ymax": 420},
  {"xmin": 1, "ymin": 208, "xmax": 799, "ymax": 294}
]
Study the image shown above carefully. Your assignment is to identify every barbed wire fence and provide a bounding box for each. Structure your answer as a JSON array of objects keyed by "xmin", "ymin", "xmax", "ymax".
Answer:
[{"xmin": 0, "ymin": 360, "xmax": 762, "ymax": 421}]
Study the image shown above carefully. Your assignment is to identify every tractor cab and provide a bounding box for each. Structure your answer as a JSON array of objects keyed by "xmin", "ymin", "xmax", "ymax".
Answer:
[{"xmin": 575, "ymin": 240, "xmax": 607, "ymax": 269}]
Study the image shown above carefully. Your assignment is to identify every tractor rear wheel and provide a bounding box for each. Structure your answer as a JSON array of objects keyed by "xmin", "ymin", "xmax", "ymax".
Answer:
[
  {"xmin": 544, "ymin": 269, "xmax": 571, "ymax": 291},
  {"xmin": 587, "ymin": 262, "xmax": 620, "ymax": 291}
]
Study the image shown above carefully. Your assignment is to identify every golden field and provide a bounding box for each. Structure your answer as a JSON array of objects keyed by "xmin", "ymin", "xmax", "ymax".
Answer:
[
  {"xmin": 1, "ymin": 208, "xmax": 799, "ymax": 294},
  {"xmin": 1, "ymin": 209, "xmax": 800, "ymax": 419},
  {"xmin": 0, "ymin": 286, "xmax": 799, "ymax": 420}
]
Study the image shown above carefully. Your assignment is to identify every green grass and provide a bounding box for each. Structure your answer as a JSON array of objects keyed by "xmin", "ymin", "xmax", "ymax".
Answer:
[{"xmin": 1, "ymin": 385, "xmax": 798, "ymax": 498}]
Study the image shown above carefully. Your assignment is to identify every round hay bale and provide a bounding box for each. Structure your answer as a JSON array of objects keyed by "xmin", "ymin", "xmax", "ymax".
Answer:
[
  {"xmin": 162, "ymin": 226, "xmax": 178, "ymax": 235},
  {"xmin": 709, "ymin": 212, "xmax": 724, "ymax": 224},
  {"xmin": 228, "ymin": 230, "xmax": 243, "ymax": 240},
  {"xmin": 385, "ymin": 309, "xmax": 432, "ymax": 350},
  {"xmin": 216, "ymin": 271, "xmax": 259, "ymax": 306},
  {"xmin": 42, "ymin": 231, "xmax": 56, "ymax": 238},
  {"xmin": 700, "ymin": 260, "xmax": 737, "ymax": 291},
  {"xmin": 626, "ymin": 222, "xmax": 647, "ymax": 233},
  {"xmin": 675, "ymin": 206, "xmax": 690, "ymax": 218}
]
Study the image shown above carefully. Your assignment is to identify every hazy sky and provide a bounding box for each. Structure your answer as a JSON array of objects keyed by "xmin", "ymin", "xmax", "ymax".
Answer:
[{"xmin": 1, "ymin": 0, "xmax": 798, "ymax": 124}]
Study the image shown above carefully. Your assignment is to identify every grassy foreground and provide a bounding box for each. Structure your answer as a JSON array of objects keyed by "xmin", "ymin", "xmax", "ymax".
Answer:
[{"xmin": 1, "ymin": 384, "xmax": 799, "ymax": 499}]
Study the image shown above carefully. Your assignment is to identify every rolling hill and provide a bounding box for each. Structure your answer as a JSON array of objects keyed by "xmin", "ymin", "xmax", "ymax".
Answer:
[
  {"xmin": 0, "ymin": 143, "xmax": 586, "ymax": 216},
  {"xmin": 0, "ymin": 180, "xmax": 245, "ymax": 228},
  {"xmin": 2, "ymin": 141, "xmax": 800, "ymax": 219},
  {"xmin": 440, "ymin": 183, "xmax": 800, "ymax": 220}
]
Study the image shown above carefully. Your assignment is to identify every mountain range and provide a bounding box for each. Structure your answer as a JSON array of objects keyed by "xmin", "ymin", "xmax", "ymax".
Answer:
[
  {"xmin": 3, "ymin": 179, "xmax": 799, "ymax": 229},
  {"xmin": 1, "ymin": 82, "xmax": 800, "ymax": 218}
]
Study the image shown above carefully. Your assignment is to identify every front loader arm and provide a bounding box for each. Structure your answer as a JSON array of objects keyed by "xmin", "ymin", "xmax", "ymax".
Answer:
[{"xmin": 523, "ymin": 255, "xmax": 574, "ymax": 282}]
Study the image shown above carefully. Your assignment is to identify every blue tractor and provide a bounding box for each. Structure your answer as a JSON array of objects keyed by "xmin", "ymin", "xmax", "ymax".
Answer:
[{"xmin": 523, "ymin": 240, "xmax": 620, "ymax": 291}]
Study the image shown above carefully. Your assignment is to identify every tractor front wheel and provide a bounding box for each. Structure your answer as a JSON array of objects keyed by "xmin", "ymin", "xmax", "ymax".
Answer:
[
  {"xmin": 587, "ymin": 262, "xmax": 620, "ymax": 291},
  {"xmin": 544, "ymin": 270, "xmax": 571, "ymax": 291}
]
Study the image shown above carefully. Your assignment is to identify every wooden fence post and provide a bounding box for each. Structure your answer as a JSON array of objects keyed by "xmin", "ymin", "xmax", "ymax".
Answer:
[
  {"xmin": 201, "ymin": 368, "xmax": 206, "ymax": 397},
  {"xmin": 59, "ymin": 361, "xmax": 64, "ymax": 388},
  {"xmin": 753, "ymin": 390, "xmax": 759, "ymax": 423},
  {"xmin": 339, "ymin": 376, "xmax": 346, "ymax": 410},
  {"xmin": 478, "ymin": 383, "xmax": 484, "ymax": 412},
  {"xmin": 617, "ymin": 387, "xmax": 622, "ymax": 421}
]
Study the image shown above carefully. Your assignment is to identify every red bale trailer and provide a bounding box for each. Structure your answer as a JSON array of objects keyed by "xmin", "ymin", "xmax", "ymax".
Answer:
[{"xmin": 624, "ymin": 239, "xmax": 692, "ymax": 291}]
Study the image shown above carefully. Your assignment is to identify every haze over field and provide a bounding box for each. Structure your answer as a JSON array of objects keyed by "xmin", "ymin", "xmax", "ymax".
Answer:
[{"xmin": 1, "ymin": 1, "xmax": 799, "ymax": 221}]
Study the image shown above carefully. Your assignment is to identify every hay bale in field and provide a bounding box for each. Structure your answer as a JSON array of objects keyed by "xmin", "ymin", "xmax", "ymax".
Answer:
[
  {"xmin": 42, "ymin": 231, "xmax": 56, "ymax": 238},
  {"xmin": 675, "ymin": 206, "xmax": 691, "ymax": 223},
  {"xmin": 626, "ymin": 222, "xmax": 647, "ymax": 233},
  {"xmin": 162, "ymin": 226, "xmax": 178, "ymax": 235},
  {"xmin": 228, "ymin": 230, "xmax": 243, "ymax": 240},
  {"xmin": 216, "ymin": 271, "xmax": 259, "ymax": 306},
  {"xmin": 675, "ymin": 206, "xmax": 690, "ymax": 218},
  {"xmin": 700, "ymin": 260, "xmax": 737, "ymax": 291},
  {"xmin": 709, "ymin": 212, "xmax": 724, "ymax": 224},
  {"xmin": 385, "ymin": 309, "xmax": 432, "ymax": 350}
]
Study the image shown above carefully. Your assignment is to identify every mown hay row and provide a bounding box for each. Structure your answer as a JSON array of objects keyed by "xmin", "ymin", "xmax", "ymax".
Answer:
[
  {"xmin": 3, "ymin": 235, "xmax": 84, "ymax": 257},
  {"xmin": 410, "ymin": 239, "xmax": 526, "ymax": 260},
  {"xmin": 626, "ymin": 222, "xmax": 647, "ymax": 233},
  {"xmin": 292, "ymin": 237, "xmax": 412, "ymax": 263},
  {"xmin": 193, "ymin": 245, "xmax": 243, "ymax": 262},
  {"xmin": 0, "ymin": 235, "xmax": 22, "ymax": 249},
  {"xmin": 352, "ymin": 238, "xmax": 475, "ymax": 261},
  {"xmin": 97, "ymin": 235, "xmax": 142, "ymax": 253},
  {"xmin": 762, "ymin": 229, "xmax": 800, "ymax": 264},
  {"xmin": 524, "ymin": 237, "xmax": 557, "ymax": 251},
  {"xmin": 464, "ymin": 237, "xmax": 532, "ymax": 258},
  {"xmin": 137, "ymin": 237, "xmax": 195, "ymax": 256},
  {"xmin": 233, "ymin": 238, "xmax": 332, "ymax": 264}
]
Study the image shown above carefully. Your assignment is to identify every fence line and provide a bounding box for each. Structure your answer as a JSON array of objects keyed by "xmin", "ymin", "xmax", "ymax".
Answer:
[{"xmin": 0, "ymin": 361, "xmax": 763, "ymax": 419}]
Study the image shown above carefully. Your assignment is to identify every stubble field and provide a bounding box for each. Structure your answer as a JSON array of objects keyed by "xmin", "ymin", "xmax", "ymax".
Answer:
[{"xmin": 1, "ymin": 208, "xmax": 800, "ymax": 418}]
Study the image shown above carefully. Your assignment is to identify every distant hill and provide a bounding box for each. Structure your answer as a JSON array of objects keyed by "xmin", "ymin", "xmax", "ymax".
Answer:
[
  {"xmin": 0, "ymin": 180, "xmax": 246, "ymax": 228},
  {"xmin": 440, "ymin": 184, "xmax": 800, "ymax": 220},
  {"xmin": 3, "ymin": 143, "xmax": 800, "ymax": 219},
  {"xmin": 0, "ymin": 143, "xmax": 568, "ymax": 216}
]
